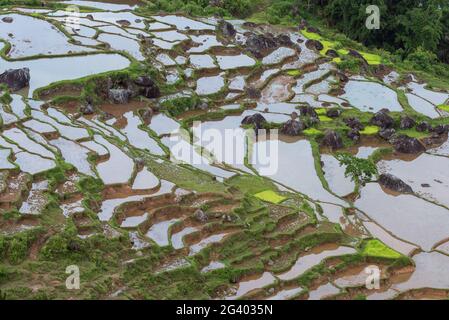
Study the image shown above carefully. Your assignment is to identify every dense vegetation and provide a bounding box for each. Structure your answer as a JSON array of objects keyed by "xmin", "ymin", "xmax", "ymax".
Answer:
[{"xmin": 145, "ymin": 0, "xmax": 449, "ymax": 78}]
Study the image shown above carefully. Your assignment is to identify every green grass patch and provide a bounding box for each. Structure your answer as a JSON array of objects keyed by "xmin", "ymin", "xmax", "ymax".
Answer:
[
  {"xmin": 360, "ymin": 52, "xmax": 382, "ymax": 65},
  {"xmin": 437, "ymin": 104, "xmax": 449, "ymax": 112},
  {"xmin": 397, "ymin": 129, "xmax": 429, "ymax": 138},
  {"xmin": 337, "ymin": 49, "xmax": 349, "ymax": 55},
  {"xmin": 315, "ymin": 108, "xmax": 327, "ymax": 115},
  {"xmin": 318, "ymin": 115, "xmax": 332, "ymax": 122},
  {"xmin": 286, "ymin": 70, "xmax": 301, "ymax": 77},
  {"xmin": 362, "ymin": 239, "xmax": 402, "ymax": 259},
  {"xmin": 332, "ymin": 57, "xmax": 342, "ymax": 64},
  {"xmin": 300, "ymin": 30, "xmax": 322, "ymax": 41},
  {"xmin": 254, "ymin": 190, "xmax": 287, "ymax": 204},
  {"xmin": 360, "ymin": 125, "xmax": 380, "ymax": 135},
  {"xmin": 303, "ymin": 128, "xmax": 322, "ymax": 136}
]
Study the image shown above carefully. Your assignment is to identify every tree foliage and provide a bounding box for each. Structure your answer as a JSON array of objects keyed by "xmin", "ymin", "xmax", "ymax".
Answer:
[
  {"xmin": 335, "ymin": 153, "xmax": 378, "ymax": 185},
  {"xmin": 295, "ymin": 0, "xmax": 449, "ymax": 63}
]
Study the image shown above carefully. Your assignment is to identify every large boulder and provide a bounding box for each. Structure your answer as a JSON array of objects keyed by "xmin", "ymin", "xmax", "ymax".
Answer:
[
  {"xmin": 241, "ymin": 113, "xmax": 267, "ymax": 128},
  {"xmin": 80, "ymin": 101, "xmax": 94, "ymax": 115},
  {"xmin": 280, "ymin": 119, "xmax": 306, "ymax": 136},
  {"xmin": 432, "ymin": 124, "xmax": 449, "ymax": 135},
  {"xmin": 305, "ymin": 39, "xmax": 323, "ymax": 51},
  {"xmin": 344, "ymin": 117, "xmax": 364, "ymax": 130},
  {"xmin": 245, "ymin": 33, "xmax": 277, "ymax": 58},
  {"xmin": 217, "ymin": 19, "xmax": 236, "ymax": 38},
  {"xmin": 370, "ymin": 109, "xmax": 394, "ymax": 129},
  {"xmin": 347, "ymin": 129, "xmax": 361, "ymax": 142},
  {"xmin": 326, "ymin": 108, "xmax": 341, "ymax": 118},
  {"xmin": 194, "ymin": 209, "xmax": 208, "ymax": 223},
  {"xmin": 299, "ymin": 105, "xmax": 318, "ymax": 119},
  {"xmin": 0, "ymin": 68, "xmax": 30, "ymax": 91},
  {"xmin": 244, "ymin": 33, "xmax": 293, "ymax": 58},
  {"xmin": 416, "ymin": 121, "xmax": 432, "ymax": 132},
  {"xmin": 399, "ymin": 116, "xmax": 416, "ymax": 129},
  {"xmin": 108, "ymin": 88, "xmax": 133, "ymax": 104},
  {"xmin": 390, "ymin": 135, "xmax": 426, "ymax": 154},
  {"xmin": 379, "ymin": 128, "xmax": 396, "ymax": 140},
  {"xmin": 1, "ymin": 17, "xmax": 13, "ymax": 23},
  {"xmin": 321, "ymin": 130, "xmax": 343, "ymax": 150},
  {"xmin": 379, "ymin": 173, "xmax": 413, "ymax": 193},
  {"xmin": 134, "ymin": 76, "xmax": 160, "ymax": 99}
]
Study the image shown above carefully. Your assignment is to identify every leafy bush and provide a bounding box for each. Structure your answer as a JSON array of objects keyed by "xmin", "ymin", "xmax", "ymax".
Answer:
[
  {"xmin": 335, "ymin": 153, "xmax": 378, "ymax": 185},
  {"xmin": 405, "ymin": 47, "xmax": 438, "ymax": 71}
]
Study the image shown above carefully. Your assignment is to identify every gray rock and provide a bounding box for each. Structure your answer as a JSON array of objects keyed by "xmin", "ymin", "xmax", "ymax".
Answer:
[
  {"xmin": 1, "ymin": 17, "xmax": 13, "ymax": 23},
  {"xmin": 299, "ymin": 105, "xmax": 318, "ymax": 119},
  {"xmin": 80, "ymin": 102, "xmax": 94, "ymax": 115},
  {"xmin": 379, "ymin": 128, "xmax": 396, "ymax": 140},
  {"xmin": 241, "ymin": 113, "xmax": 267, "ymax": 128},
  {"xmin": 305, "ymin": 39, "xmax": 323, "ymax": 51},
  {"xmin": 280, "ymin": 119, "xmax": 305, "ymax": 136},
  {"xmin": 344, "ymin": 117, "xmax": 364, "ymax": 130},
  {"xmin": 244, "ymin": 33, "xmax": 293, "ymax": 58},
  {"xmin": 194, "ymin": 209, "xmax": 208, "ymax": 223},
  {"xmin": 416, "ymin": 121, "xmax": 431, "ymax": 132},
  {"xmin": 326, "ymin": 108, "xmax": 341, "ymax": 118},
  {"xmin": 116, "ymin": 19, "xmax": 131, "ymax": 26},
  {"xmin": 399, "ymin": 116, "xmax": 416, "ymax": 129},
  {"xmin": 432, "ymin": 124, "xmax": 448, "ymax": 135},
  {"xmin": 379, "ymin": 173, "xmax": 413, "ymax": 193},
  {"xmin": 370, "ymin": 109, "xmax": 394, "ymax": 128},
  {"xmin": 390, "ymin": 135, "xmax": 426, "ymax": 154},
  {"xmin": 108, "ymin": 88, "xmax": 132, "ymax": 104},
  {"xmin": 134, "ymin": 76, "xmax": 160, "ymax": 99},
  {"xmin": 218, "ymin": 19, "xmax": 236, "ymax": 38},
  {"xmin": 347, "ymin": 129, "xmax": 360, "ymax": 142},
  {"xmin": 0, "ymin": 68, "xmax": 30, "ymax": 91},
  {"xmin": 321, "ymin": 130, "xmax": 343, "ymax": 150}
]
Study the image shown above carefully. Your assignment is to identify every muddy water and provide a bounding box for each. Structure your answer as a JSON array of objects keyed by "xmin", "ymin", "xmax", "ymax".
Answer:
[
  {"xmin": 356, "ymin": 183, "xmax": 449, "ymax": 251},
  {"xmin": 196, "ymin": 74, "xmax": 225, "ymax": 95},
  {"xmin": 145, "ymin": 218, "xmax": 179, "ymax": 246},
  {"xmin": 307, "ymin": 283, "xmax": 340, "ymax": 300},
  {"xmin": 277, "ymin": 245, "xmax": 356, "ymax": 281},
  {"xmin": 266, "ymin": 287, "xmax": 303, "ymax": 300},
  {"xmin": 378, "ymin": 154, "xmax": 449, "ymax": 208},
  {"xmin": 405, "ymin": 93, "xmax": 440, "ymax": 119},
  {"xmin": 226, "ymin": 272, "xmax": 277, "ymax": 300},
  {"xmin": 321, "ymin": 154, "xmax": 355, "ymax": 197},
  {"xmin": 171, "ymin": 226, "xmax": 199, "ymax": 249},
  {"xmin": 50, "ymin": 138, "xmax": 95, "ymax": 176},
  {"xmin": 61, "ymin": 0, "xmax": 139, "ymax": 11},
  {"xmin": 341, "ymin": 80, "xmax": 403, "ymax": 112},
  {"xmin": 0, "ymin": 13, "xmax": 93, "ymax": 58},
  {"xmin": 2, "ymin": 53, "xmax": 130, "ymax": 97},
  {"xmin": 189, "ymin": 232, "xmax": 228, "ymax": 256},
  {"xmin": 94, "ymin": 135, "xmax": 135, "ymax": 185},
  {"xmin": 393, "ymin": 252, "xmax": 449, "ymax": 292},
  {"xmin": 363, "ymin": 221, "xmax": 418, "ymax": 256},
  {"xmin": 251, "ymin": 138, "xmax": 345, "ymax": 204}
]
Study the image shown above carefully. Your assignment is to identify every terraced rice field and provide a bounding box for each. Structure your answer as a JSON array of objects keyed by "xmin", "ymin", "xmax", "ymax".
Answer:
[{"xmin": 0, "ymin": 0, "xmax": 449, "ymax": 301}]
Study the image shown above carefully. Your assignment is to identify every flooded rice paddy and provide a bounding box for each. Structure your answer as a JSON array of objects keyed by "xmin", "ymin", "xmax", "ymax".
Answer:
[{"xmin": 0, "ymin": 0, "xmax": 449, "ymax": 300}]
